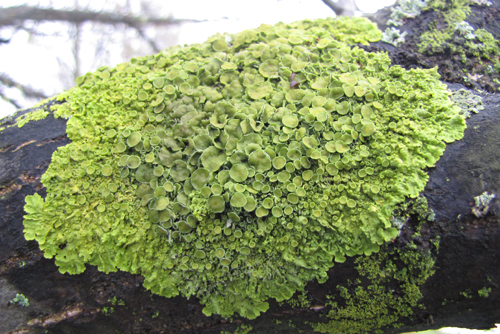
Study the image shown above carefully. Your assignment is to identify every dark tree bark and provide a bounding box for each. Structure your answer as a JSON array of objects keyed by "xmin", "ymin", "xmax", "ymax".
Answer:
[{"xmin": 1, "ymin": 3, "xmax": 500, "ymax": 334}]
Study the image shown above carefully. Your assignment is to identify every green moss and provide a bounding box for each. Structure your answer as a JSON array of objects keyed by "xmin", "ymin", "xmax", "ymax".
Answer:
[
  {"xmin": 418, "ymin": 0, "xmax": 500, "ymax": 87},
  {"xmin": 313, "ymin": 243, "xmax": 436, "ymax": 333},
  {"xmin": 478, "ymin": 287, "xmax": 491, "ymax": 298},
  {"xmin": 15, "ymin": 109, "xmax": 50, "ymax": 127},
  {"xmin": 282, "ymin": 289, "xmax": 312, "ymax": 309},
  {"xmin": 431, "ymin": 235, "xmax": 441, "ymax": 253},
  {"xmin": 22, "ymin": 16, "xmax": 465, "ymax": 320},
  {"xmin": 418, "ymin": 0, "xmax": 471, "ymax": 54},
  {"xmin": 220, "ymin": 324, "xmax": 253, "ymax": 334},
  {"xmin": 460, "ymin": 289, "xmax": 473, "ymax": 299},
  {"xmin": 383, "ymin": 0, "xmax": 500, "ymax": 89}
]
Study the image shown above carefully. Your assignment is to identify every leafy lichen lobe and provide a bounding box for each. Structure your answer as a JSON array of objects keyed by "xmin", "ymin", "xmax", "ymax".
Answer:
[{"xmin": 23, "ymin": 16, "xmax": 465, "ymax": 319}]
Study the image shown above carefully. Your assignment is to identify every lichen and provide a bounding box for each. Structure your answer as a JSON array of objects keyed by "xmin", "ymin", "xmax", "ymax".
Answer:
[
  {"xmin": 9, "ymin": 293, "xmax": 30, "ymax": 307},
  {"xmin": 15, "ymin": 109, "xmax": 50, "ymax": 128},
  {"xmin": 383, "ymin": 0, "xmax": 500, "ymax": 90},
  {"xmin": 450, "ymin": 88, "xmax": 484, "ymax": 118},
  {"xmin": 454, "ymin": 21, "xmax": 476, "ymax": 40},
  {"xmin": 382, "ymin": 27, "xmax": 408, "ymax": 47},
  {"xmin": 382, "ymin": 0, "xmax": 431, "ymax": 46},
  {"xmin": 387, "ymin": 0, "xmax": 430, "ymax": 27},
  {"xmin": 22, "ymin": 16, "xmax": 465, "ymax": 319},
  {"xmin": 471, "ymin": 191, "xmax": 496, "ymax": 217}
]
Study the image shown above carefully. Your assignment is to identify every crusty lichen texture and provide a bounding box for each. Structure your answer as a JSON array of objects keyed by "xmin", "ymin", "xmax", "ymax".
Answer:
[{"xmin": 23, "ymin": 16, "xmax": 465, "ymax": 319}]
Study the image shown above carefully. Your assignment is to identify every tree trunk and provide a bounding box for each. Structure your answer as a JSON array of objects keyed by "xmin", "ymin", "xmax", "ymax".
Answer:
[{"xmin": 1, "ymin": 3, "xmax": 500, "ymax": 334}]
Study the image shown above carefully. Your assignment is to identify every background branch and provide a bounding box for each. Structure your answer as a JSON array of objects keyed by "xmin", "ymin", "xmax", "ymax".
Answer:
[
  {"xmin": 0, "ymin": 5, "xmax": 205, "ymax": 28},
  {"xmin": 0, "ymin": 73, "xmax": 48, "ymax": 99},
  {"xmin": 0, "ymin": 88, "xmax": 21, "ymax": 109},
  {"xmin": 321, "ymin": 0, "xmax": 358, "ymax": 16},
  {"xmin": 134, "ymin": 26, "xmax": 161, "ymax": 53}
]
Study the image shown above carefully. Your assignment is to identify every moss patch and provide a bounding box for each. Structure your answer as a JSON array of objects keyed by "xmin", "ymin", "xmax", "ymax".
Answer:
[
  {"xmin": 393, "ymin": 0, "xmax": 500, "ymax": 91},
  {"xmin": 313, "ymin": 242, "xmax": 436, "ymax": 333},
  {"xmin": 419, "ymin": 0, "xmax": 500, "ymax": 75},
  {"xmin": 22, "ymin": 16, "xmax": 465, "ymax": 319}
]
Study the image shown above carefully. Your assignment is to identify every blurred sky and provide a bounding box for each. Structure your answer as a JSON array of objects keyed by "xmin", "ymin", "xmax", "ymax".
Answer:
[{"xmin": 0, "ymin": 0, "xmax": 397, "ymax": 117}]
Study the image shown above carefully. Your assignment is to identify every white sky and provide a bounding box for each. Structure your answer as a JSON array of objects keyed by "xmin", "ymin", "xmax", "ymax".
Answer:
[{"xmin": 0, "ymin": 0, "xmax": 396, "ymax": 117}]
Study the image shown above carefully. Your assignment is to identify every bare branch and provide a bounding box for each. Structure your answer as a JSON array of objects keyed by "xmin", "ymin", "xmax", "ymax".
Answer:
[
  {"xmin": 73, "ymin": 22, "xmax": 82, "ymax": 80},
  {"xmin": 0, "ymin": 5, "xmax": 204, "ymax": 28},
  {"xmin": 0, "ymin": 88, "xmax": 22, "ymax": 109},
  {"xmin": 321, "ymin": 0, "xmax": 358, "ymax": 16},
  {"xmin": 134, "ymin": 27, "xmax": 161, "ymax": 53},
  {"xmin": 0, "ymin": 73, "xmax": 48, "ymax": 99}
]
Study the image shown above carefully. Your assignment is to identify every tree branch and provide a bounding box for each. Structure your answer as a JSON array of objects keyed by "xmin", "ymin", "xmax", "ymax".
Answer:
[
  {"xmin": 0, "ymin": 88, "xmax": 22, "ymax": 109},
  {"xmin": 0, "ymin": 73, "xmax": 48, "ymax": 99},
  {"xmin": 134, "ymin": 27, "xmax": 161, "ymax": 53},
  {"xmin": 0, "ymin": 5, "xmax": 204, "ymax": 28},
  {"xmin": 321, "ymin": 0, "xmax": 358, "ymax": 16}
]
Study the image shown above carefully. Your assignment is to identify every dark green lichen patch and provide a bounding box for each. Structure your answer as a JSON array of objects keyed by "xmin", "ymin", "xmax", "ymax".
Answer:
[{"xmin": 22, "ymin": 16, "xmax": 465, "ymax": 319}]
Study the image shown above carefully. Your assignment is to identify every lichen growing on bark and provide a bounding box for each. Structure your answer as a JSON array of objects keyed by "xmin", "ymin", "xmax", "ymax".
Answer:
[{"xmin": 22, "ymin": 16, "xmax": 465, "ymax": 319}]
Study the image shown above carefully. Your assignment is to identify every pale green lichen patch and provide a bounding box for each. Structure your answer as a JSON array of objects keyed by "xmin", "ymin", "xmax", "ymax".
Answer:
[
  {"xmin": 450, "ymin": 88, "xmax": 484, "ymax": 117},
  {"xmin": 471, "ymin": 191, "xmax": 496, "ymax": 218},
  {"xmin": 383, "ymin": 0, "xmax": 500, "ymax": 90},
  {"xmin": 22, "ymin": 16, "xmax": 465, "ymax": 319}
]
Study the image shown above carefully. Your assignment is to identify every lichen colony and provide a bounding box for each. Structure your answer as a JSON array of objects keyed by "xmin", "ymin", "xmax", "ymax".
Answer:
[{"xmin": 23, "ymin": 17, "xmax": 466, "ymax": 319}]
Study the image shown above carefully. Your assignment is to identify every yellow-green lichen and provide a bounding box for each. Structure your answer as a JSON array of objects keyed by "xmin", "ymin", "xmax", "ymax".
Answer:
[{"xmin": 22, "ymin": 16, "xmax": 465, "ymax": 320}]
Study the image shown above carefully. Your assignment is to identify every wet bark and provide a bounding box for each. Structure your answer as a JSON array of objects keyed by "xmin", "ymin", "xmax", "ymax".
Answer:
[{"xmin": 1, "ymin": 3, "xmax": 500, "ymax": 334}]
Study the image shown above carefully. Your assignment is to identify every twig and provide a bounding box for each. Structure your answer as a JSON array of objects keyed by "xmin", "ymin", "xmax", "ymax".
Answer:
[
  {"xmin": 0, "ymin": 88, "xmax": 22, "ymax": 109},
  {"xmin": 0, "ymin": 73, "xmax": 48, "ymax": 99},
  {"xmin": 321, "ymin": 0, "xmax": 358, "ymax": 16}
]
